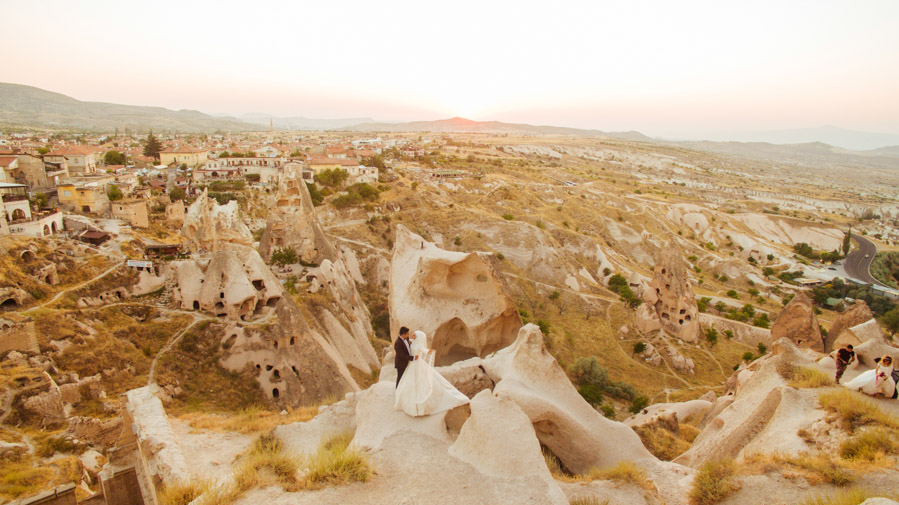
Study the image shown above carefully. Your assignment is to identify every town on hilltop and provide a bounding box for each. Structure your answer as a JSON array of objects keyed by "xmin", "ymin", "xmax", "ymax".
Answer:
[{"xmin": 2, "ymin": 126, "xmax": 899, "ymax": 505}]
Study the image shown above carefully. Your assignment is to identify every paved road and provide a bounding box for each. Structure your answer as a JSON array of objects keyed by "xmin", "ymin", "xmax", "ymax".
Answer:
[{"xmin": 843, "ymin": 233, "xmax": 889, "ymax": 287}]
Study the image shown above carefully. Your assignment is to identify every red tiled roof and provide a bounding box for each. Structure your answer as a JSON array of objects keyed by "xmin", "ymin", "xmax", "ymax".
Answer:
[
  {"xmin": 161, "ymin": 146, "xmax": 206, "ymax": 154},
  {"xmin": 46, "ymin": 145, "xmax": 98, "ymax": 156},
  {"xmin": 0, "ymin": 156, "xmax": 17, "ymax": 167}
]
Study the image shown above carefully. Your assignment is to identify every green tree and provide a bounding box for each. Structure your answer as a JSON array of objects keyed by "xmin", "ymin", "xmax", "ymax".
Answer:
[
  {"xmin": 104, "ymin": 150, "xmax": 126, "ymax": 165},
  {"xmin": 361, "ymin": 154, "xmax": 385, "ymax": 169},
  {"xmin": 705, "ymin": 328, "xmax": 718, "ymax": 346},
  {"xmin": 315, "ymin": 168, "xmax": 349, "ymax": 188},
  {"xmin": 168, "ymin": 187, "xmax": 186, "ymax": 202},
  {"xmin": 882, "ymin": 306, "xmax": 899, "ymax": 337},
  {"xmin": 843, "ymin": 229, "xmax": 852, "ymax": 255},
  {"xmin": 270, "ymin": 247, "xmax": 298, "ymax": 265},
  {"xmin": 633, "ymin": 342, "xmax": 647, "ymax": 355},
  {"xmin": 143, "ymin": 131, "xmax": 162, "ymax": 159},
  {"xmin": 306, "ymin": 183, "xmax": 323, "ymax": 206},
  {"xmin": 106, "ymin": 185, "xmax": 124, "ymax": 201}
]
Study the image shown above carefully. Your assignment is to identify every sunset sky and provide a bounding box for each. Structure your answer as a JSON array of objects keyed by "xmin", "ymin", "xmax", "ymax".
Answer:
[{"xmin": 3, "ymin": 0, "xmax": 898, "ymax": 139}]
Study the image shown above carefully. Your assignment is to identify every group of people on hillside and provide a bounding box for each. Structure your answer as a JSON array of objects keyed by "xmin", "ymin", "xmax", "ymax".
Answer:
[{"xmin": 834, "ymin": 344, "xmax": 897, "ymax": 399}]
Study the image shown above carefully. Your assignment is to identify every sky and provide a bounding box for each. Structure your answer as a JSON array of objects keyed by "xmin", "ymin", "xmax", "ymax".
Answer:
[{"xmin": 2, "ymin": 0, "xmax": 898, "ymax": 139}]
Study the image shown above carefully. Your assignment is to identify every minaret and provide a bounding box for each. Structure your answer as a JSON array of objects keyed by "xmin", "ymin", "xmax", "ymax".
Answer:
[{"xmin": 270, "ymin": 118, "xmax": 273, "ymax": 133}]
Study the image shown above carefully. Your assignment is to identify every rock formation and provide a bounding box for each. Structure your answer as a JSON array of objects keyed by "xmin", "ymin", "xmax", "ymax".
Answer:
[
  {"xmin": 770, "ymin": 292, "xmax": 824, "ymax": 352},
  {"xmin": 389, "ymin": 225, "xmax": 522, "ymax": 365},
  {"xmin": 219, "ymin": 294, "xmax": 379, "ymax": 406},
  {"xmin": 636, "ymin": 246, "xmax": 700, "ymax": 343},
  {"xmin": 825, "ymin": 299, "xmax": 874, "ymax": 351},
  {"xmin": 168, "ymin": 244, "xmax": 283, "ymax": 320},
  {"xmin": 181, "ymin": 189, "xmax": 252, "ymax": 251},
  {"xmin": 258, "ymin": 162, "xmax": 336, "ymax": 264},
  {"xmin": 481, "ymin": 324, "xmax": 655, "ymax": 473},
  {"xmin": 676, "ymin": 338, "xmax": 820, "ymax": 467}
]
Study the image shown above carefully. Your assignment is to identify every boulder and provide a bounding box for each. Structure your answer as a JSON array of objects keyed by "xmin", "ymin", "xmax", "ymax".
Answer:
[
  {"xmin": 483, "ymin": 324, "xmax": 654, "ymax": 473},
  {"xmin": 448, "ymin": 391, "xmax": 567, "ymax": 505},
  {"xmin": 625, "ymin": 399, "xmax": 713, "ymax": 428},
  {"xmin": 274, "ymin": 393, "xmax": 357, "ymax": 456},
  {"xmin": 826, "ymin": 300, "xmax": 874, "ymax": 351},
  {"xmin": 65, "ymin": 416, "xmax": 122, "ymax": 446},
  {"xmin": 636, "ymin": 246, "xmax": 700, "ymax": 343},
  {"xmin": 831, "ymin": 318, "xmax": 884, "ymax": 353},
  {"xmin": 352, "ymin": 381, "xmax": 451, "ymax": 452},
  {"xmin": 389, "ymin": 225, "xmax": 521, "ymax": 365},
  {"xmin": 770, "ymin": 292, "xmax": 824, "ymax": 352}
]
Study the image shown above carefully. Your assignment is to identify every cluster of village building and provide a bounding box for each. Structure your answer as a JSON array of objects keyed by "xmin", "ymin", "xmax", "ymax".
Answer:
[{"xmin": 0, "ymin": 131, "xmax": 427, "ymax": 237}]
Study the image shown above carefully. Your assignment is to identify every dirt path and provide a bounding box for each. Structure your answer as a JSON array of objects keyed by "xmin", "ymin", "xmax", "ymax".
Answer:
[
  {"xmin": 147, "ymin": 315, "xmax": 204, "ymax": 385},
  {"xmin": 23, "ymin": 260, "xmax": 125, "ymax": 314}
]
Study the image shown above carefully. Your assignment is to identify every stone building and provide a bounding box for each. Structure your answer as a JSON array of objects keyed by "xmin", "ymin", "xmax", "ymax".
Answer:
[{"xmin": 111, "ymin": 199, "xmax": 149, "ymax": 228}]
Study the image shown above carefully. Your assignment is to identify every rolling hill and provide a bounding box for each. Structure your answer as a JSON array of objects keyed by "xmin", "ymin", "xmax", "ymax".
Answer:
[{"xmin": 0, "ymin": 82, "xmax": 255, "ymax": 133}]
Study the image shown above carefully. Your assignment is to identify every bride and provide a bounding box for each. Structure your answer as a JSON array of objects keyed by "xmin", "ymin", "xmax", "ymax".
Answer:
[
  {"xmin": 843, "ymin": 356, "xmax": 895, "ymax": 397},
  {"xmin": 394, "ymin": 330, "xmax": 469, "ymax": 416}
]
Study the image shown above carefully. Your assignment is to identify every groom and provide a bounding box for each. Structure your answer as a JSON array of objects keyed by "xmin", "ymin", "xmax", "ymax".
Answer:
[{"xmin": 394, "ymin": 326, "xmax": 416, "ymax": 387}]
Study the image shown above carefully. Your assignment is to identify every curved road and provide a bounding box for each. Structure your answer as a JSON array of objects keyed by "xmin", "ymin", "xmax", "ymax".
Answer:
[{"xmin": 843, "ymin": 233, "xmax": 890, "ymax": 287}]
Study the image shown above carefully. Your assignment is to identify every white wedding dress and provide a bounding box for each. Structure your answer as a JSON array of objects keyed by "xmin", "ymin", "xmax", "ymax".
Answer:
[
  {"xmin": 394, "ymin": 332, "xmax": 469, "ymax": 417},
  {"xmin": 843, "ymin": 363, "xmax": 896, "ymax": 397}
]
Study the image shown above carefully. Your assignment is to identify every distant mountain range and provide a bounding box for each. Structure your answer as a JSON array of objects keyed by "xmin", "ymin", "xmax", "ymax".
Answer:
[
  {"xmin": 0, "ymin": 82, "xmax": 252, "ymax": 133},
  {"xmin": 340, "ymin": 116, "xmax": 653, "ymax": 141},
  {"xmin": 234, "ymin": 113, "xmax": 376, "ymax": 131},
  {"xmin": 1, "ymin": 82, "xmax": 897, "ymax": 166},
  {"xmin": 704, "ymin": 125, "xmax": 899, "ymax": 152}
]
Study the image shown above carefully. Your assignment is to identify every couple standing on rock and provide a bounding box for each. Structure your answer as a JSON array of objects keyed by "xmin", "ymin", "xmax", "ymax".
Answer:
[{"xmin": 393, "ymin": 326, "xmax": 469, "ymax": 417}]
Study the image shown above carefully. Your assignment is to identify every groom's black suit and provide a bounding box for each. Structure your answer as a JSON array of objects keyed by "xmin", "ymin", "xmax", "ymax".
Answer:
[{"xmin": 394, "ymin": 335, "xmax": 414, "ymax": 387}]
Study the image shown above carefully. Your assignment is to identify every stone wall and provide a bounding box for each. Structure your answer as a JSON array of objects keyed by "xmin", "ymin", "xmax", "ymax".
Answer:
[{"xmin": 0, "ymin": 319, "xmax": 39, "ymax": 354}]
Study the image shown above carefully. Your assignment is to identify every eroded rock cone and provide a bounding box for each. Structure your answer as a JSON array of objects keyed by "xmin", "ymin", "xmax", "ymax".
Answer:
[
  {"xmin": 771, "ymin": 292, "xmax": 824, "ymax": 352},
  {"xmin": 825, "ymin": 299, "xmax": 874, "ymax": 351},
  {"xmin": 181, "ymin": 189, "xmax": 252, "ymax": 251},
  {"xmin": 636, "ymin": 246, "xmax": 700, "ymax": 343}
]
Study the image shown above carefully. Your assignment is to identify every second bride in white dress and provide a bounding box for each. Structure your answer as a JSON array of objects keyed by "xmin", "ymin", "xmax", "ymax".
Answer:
[{"xmin": 394, "ymin": 331, "xmax": 469, "ymax": 417}]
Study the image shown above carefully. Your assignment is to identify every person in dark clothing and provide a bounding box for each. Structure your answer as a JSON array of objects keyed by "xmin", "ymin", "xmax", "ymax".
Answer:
[
  {"xmin": 393, "ymin": 326, "xmax": 416, "ymax": 387},
  {"xmin": 834, "ymin": 344, "xmax": 855, "ymax": 384}
]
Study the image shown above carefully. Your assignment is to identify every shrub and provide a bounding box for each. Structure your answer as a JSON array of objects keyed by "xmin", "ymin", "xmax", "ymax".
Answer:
[
  {"xmin": 35, "ymin": 436, "xmax": 80, "ymax": 458},
  {"xmin": 724, "ymin": 330, "xmax": 734, "ymax": 339},
  {"xmin": 742, "ymin": 352, "xmax": 755, "ymax": 362},
  {"xmin": 315, "ymin": 168, "xmax": 348, "ymax": 187},
  {"xmin": 578, "ymin": 384, "xmax": 604, "ymax": 406},
  {"xmin": 633, "ymin": 342, "xmax": 646, "ymax": 355},
  {"xmin": 726, "ymin": 290, "xmax": 739, "ymax": 299},
  {"xmin": 536, "ymin": 319, "xmax": 551, "ymax": 334},
  {"xmin": 502, "ymin": 213, "xmax": 515, "ymax": 220},
  {"xmin": 590, "ymin": 460, "xmax": 653, "ymax": 490},
  {"xmin": 757, "ymin": 343, "xmax": 768, "ymax": 355},
  {"xmin": 629, "ymin": 395, "xmax": 650, "ymax": 414},
  {"xmin": 689, "ymin": 459, "xmax": 740, "ymax": 505},
  {"xmin": 705, "ymin": 328, "xmax": 718, "ymax": 346},
  {"xmin": 600, "ymin": 404, "xmax": 616, "ymax": 419},
  {"xmin": 302, "ymin": 431, "xmax": 371, "ymax": 489}
]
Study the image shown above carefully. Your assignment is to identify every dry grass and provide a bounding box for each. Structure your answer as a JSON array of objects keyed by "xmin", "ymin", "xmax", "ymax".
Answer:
[
  {"xmin": 818, "ymin": 389, "xmax": 899, "ymax": 430},
  {"xmin": 158, "ymin": 479, "xmax": 211, "ymax": 505},
  {"xmin": 689, "ymin": 459, "xmax": 740, "ymax": 505},
  {"xmin": 790, "ymin": 367, "xmax": 833, "ymax": 388},
  {"xmin": 299, "ymin": 431, "xmax": 371, "ymax": 490},
  {"xmin": 543, "ymin": 446, "xmax": 567, "ymax": 478},
  {"xmin": 569, "ymin": 498, "xmax": 610, "ymax": 505},
  {"xmin": 839, "ymin": 428, "xmax": 899, "ymax": 461},
  {"xmin": 799, "ymin": 488, "xmax": 883, "ymax": 505},
  {"xmin": 0, "ymin": 459, "xmax": 56, "ymax": 501},
  {"xmin": 182, "ymin": 405, "xmax": 321, "ymax": 434},
  {"xmin": 742, "ymin": 452, "xmax": 854, "ymax": 487},
  {"xmin": 633, "ymin": 422, "xmax": 693, "ymax": 461}
]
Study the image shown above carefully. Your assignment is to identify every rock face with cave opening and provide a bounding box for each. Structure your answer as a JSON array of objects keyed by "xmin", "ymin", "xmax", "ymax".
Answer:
[
  {"xmin": 167, "ymin": 244, "xmax": 283, "ymax": 321},
  {"xmin": 258, "ymin": 162, "xmax": 336, "ymax": 264},
  {"xmin": 181, "ymin": 189, "xmax": 253, "ymax": 251},
  {"xmin": 389, "ymin": 225, "xmax": 521, "ymax": 366},
  {"xmin": 635, "ymin": 245, "xmax": 700, "ymax": 343}
]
